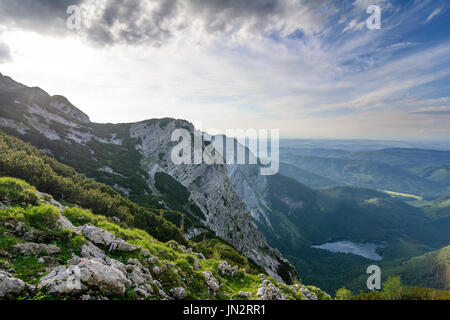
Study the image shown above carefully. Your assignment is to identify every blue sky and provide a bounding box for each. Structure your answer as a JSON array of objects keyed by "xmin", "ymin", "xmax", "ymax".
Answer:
[{"xmin": 0, "ymin": 0, "xmax": 449, "ymax": 140}]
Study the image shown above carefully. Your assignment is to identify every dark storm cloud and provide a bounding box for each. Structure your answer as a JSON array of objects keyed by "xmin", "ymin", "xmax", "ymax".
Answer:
[
  {"xmin": 0, "ymin": 0, "xmax": 82, "ymax": 35},
  {"xmin": 84, "ymin": 0, "xmax": 179, "ymax": 46},
  {"xmin": 83, "ymin": 0, "xmax": 331, "ymax": 46},
  {"xmin": 0, "ymin": 0, "xmax": 331, "ymax": 46}
]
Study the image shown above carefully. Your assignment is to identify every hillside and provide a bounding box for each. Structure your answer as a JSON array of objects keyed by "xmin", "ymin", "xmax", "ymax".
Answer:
[
  {"xmin": 0, "ymin": 177, "xmax": 328, "ymax": 300},
  {"xmin": 278, "ymin": 162, "xmax": 340, "ymax": 188},
  {"xmin": 279, "ymin": 153, "xmax": 446, "ymax": 199},
  {"xmin": 419, "ymin": 195, "xmax": 450, "ymax": 219},
  {"xmin": 347, "ymin": 246, "xmax": 450, "ymax": 292}
]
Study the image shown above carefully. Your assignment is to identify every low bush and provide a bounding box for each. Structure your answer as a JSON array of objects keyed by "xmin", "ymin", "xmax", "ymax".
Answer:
[{"xmin": 0, "ymin": 177, "xmax": 38, "ymax": 205}]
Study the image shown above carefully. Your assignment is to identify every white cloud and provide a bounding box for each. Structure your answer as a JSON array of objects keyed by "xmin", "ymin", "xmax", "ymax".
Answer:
[
  {"xmin": 425, "ymin": 8, "xmax": 442, "ymax": 23},
  {"xmin": 0, "ymin": 0, "xmax": 449, "ymax": 140}
]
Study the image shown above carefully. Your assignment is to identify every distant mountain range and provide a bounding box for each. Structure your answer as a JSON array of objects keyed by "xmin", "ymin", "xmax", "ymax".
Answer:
[{"xmin": 278, "ymin": 147, "xmax": 450, "ymax": 199}]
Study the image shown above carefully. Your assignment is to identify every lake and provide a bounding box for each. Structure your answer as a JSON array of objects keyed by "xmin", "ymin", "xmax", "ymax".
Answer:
[{"xmin": 311, "ymin": 240, "xmax": 386, "ymax": 261}]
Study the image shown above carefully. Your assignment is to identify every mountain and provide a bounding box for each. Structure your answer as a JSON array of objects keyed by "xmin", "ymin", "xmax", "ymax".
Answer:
[
  {"xmin": 278, "ymin": 162, "xmax": 340, "ymax": 188},
  {"xmin": 280, "ymin": 146, "xmax": 450, "ymax": 168},
  {"xmin": 278, "ymin": 146, "xmax": 450, "ymax": 198},
  {"xmin": 279, "ymin": 152, "xmax": 447, "ymax": 199},
  {"xmin": 411, "ymin": 165, "xmax": 450, "ymax": 189},
  {"xmin": 348, "ymin": 246, "xmax": 450, "ymax": 292},
  {"xmin": 0, "ymin": 73, "xmax": 294, "ymax": 283},
  {"xmin": 418, "ymin": 195, "xmax": 450, "ymax": 219}
]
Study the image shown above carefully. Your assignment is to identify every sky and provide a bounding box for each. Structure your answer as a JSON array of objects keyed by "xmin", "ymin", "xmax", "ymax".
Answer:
[{"xmin": 0, "ymin": 0, "xmax": 449, "ymax": 140}]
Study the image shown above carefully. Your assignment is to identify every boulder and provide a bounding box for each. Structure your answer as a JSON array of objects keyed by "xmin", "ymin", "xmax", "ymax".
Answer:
[
  {"xmin": 12, "ymin": 242, "xmax": 60, "ymax": 256},
  {"xmin": 300, "ymin": 287, "xmax": 318, "ymax": 300},
  {"xmin": 193, "ymin": 258, "xmax": 200, "ymax": 271},
  {"xmin": 140, "ymin": 249, "xmax": 150, "ymax": 257},
  {"xmin": 38, "ymin": 258, "xmax": 131, "ymax": 297},
  {"xmin": 0, "ymin": 271, "xmax": 25, "ymax": 299},
  {"xmin": 81, "ymin": 225, "xmax": 139, "ymax": 253},
  {"xmin": 170, "ymin": 287, "xmax": 187, "ymax": 300},
  {"xmin": 58, "ymin": 216, "xmax": 82, "ymax": 233},
  {"xmin": 195, "ymin": 253, "xmax": 206, "ymax": 260},
  {"xmin": 81, "ymin": 241, "xmax": 106, "ymax": 259},
  {"xmin": 203, "ymin": 272, "xmax": 220, "ymax": 296},
  {"xmin": 256, "ymin": 281, "xmax": 286, "ymax": 300},
  {"xmin": 152, "ymin": 266, "xmax": 161, "ymax": 275},
  {"xmin": 238, "ymin": 291, "xmax": 253, "ymax": 299},
  {"xmin": 217, "ymin": 261, "xmax": 238, "ymax": 277}
]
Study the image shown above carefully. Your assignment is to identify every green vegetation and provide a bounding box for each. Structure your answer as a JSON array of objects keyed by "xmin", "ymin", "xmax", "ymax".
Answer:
[
  {"xmin": 155, "ymin": 172, "xmax": 190, "ymax": 205},
  {"xmin": 0, "ymin": 177, "xmax": 38, "ymax": 205},
  {"xmin": 351, "ymin": 276, "xmax": 450, "ymax": 300},
  {"xmin": 346, "ymin": 246, "xmax": 450, "ymax": 293},
  {"xmin": 335, "ymin": 287, "xmax": 352, "ymax": 300},
  {"xmin": 27, "ymin": 205, "xmax": 61, "ymax": 231},
  {"xmin": 0, "ymin": 131, "xmax": 272, "ymax": 284},
  {"xmin": 382, "ymin": 276, "xmax": 402, "ymax": 300},
  {"xmin": 0, "ymin": 131, "xmax": 185, "ymax": 244}
]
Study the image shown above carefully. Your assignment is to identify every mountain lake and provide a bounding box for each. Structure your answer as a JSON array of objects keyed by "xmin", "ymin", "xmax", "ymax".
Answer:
[{"xmin": 311, "ymin": 240, "xmax": 386, "ymax": 261}]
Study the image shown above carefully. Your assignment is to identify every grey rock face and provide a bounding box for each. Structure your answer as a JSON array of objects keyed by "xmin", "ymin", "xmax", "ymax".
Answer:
[
  {"xmin": 12, "ymin": 242, "xmax": 60, "ymax": 256},
  {"xmin": 217, "ymin": 261, "xmax": 238, "ymax": 277},
  {"xmin": 130, "ymin": 120, "xmax": 286, "ymax": 281},
  {"xmin": 81, "ymin": 225, "xmax": 140, "ymax": 253},
  {"xmin": 81, "ymin": 241, "xmax": 107, "ymax": 260},
  {"xmin": 0, "ymin": 271, "xmax": 26, "ymax": 300},
  {"xmin": 256, "ymin": 280, "xmax": 286, "ymax": 300},
  {"xmin": 203, "ymin": 272, "xmax": 220, "ymax": 296},
  {"xmin": 58, "ymin": 215, "xmax": 82, "ymax": 233},
  {"xmin": 38, "ymin": 258, "xmax": 132, "ymax": 297}
]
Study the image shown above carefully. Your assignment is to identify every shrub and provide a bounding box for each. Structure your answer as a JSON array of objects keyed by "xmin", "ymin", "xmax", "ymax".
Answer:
[
  {"xmin": 27, "ymin": 205, "xmax": 61, "ymax": 230},
  {"xmin": 63, "ymin": 206, "xmax": 94, "ymax": 226},
  {"xmin": 382, "ymin": 276, "xmax": 403, "ymax": 300},
  {"xmin": 0, "ymin": 177, "xmax": 38, "ymax": 205},
  {"xmin": 175, "ymin": 258, "xmax": 192, "ymax": 274},
  {"xmin": 336, "ymin": 287, "xmax": 352, "ymax": 300}
]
